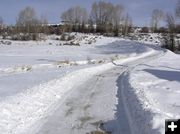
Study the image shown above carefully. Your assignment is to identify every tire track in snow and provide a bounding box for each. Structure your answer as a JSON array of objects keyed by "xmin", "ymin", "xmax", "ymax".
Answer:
[
  {"xmin": 106, "ymin": 50, "xmax": 165, "ymax": 134},
  {"xmin": 0, "ymin": 62, "xmax": 115, "ymax": 134},
  {"xmin": 36, "ymin": 49, "xmax": 165, "ymax": 134}
]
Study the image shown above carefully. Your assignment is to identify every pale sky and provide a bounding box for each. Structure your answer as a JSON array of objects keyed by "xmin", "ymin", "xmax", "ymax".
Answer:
[{"xmin": 0, "ymin": 0, "xmax": 177, "ymax": 26}]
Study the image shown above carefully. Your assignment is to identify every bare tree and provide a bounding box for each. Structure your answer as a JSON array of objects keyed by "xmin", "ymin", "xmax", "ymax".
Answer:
[
  {"xmin": 163, "ymin": 13, "xmax": 176, "ymax": 51},
  {"xmin": 0, "ymin": 17, "xmax": 3, "ymax": 27},
  {"xmin": 122, "ymin": 13, "xmax": 132, "ymax": 36},
  {"xmin": 112, "ymin": 5, "xmax": 124, "ymax": 36},
  {"xmin": 166, "ymin": 13, "xmax": 176, "ymax": 32},
  {"xmin": 151, "ymin": 9, "xmax": 164, "ymax": 32},
  {"xmin": 16, "ymin": 6, "xmax": 40, "ymax": 35},
  {"xmin": 61, "ymin": 6, "xmax": 88, "ymax": 32},
  {"xmin": 40, "ymin": 14, "xmax": 49, "ymax": 34},
  {"xmin": 176, "ymin": 0, "xmax": 180, "ymax": 18},
  {"xmin": 90, "ymin": 1, "xmax": 124, "ymax": 34},
  {"xmin": 91, "ymin": 1, "xmax": 111, "ymax": 32},
  {"xmin": 175, "ymin": 0, "xmax": 180, "ymax": 50},
  {"xmin": 90, "ymin": 2, "xmax": 98, "ymax": 25},
  {"xmin": 0, "ymin": 17, "xmax": 3, "ymax": 35}
]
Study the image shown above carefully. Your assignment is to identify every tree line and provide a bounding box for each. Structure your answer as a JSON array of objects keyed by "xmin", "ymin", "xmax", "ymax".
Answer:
[
  {"xmin": 149, "ymin": 0, "xmax": 180, "ymax": 51},
  {"xmin": 60, "ymin": 1, "xmax": 132, "ymax": 36},
  {"xmin": 0, "ymin": 0, "xmax": 180, "ymax": 46},
  {"xmin": 0, "ymin": 1, "xmax": 133, "ymax": 39}
]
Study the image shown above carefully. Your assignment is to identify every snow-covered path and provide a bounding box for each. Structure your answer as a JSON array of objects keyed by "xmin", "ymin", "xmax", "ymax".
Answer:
[
  {"xmin": 35, "ymin": 50, "xmax": 164, "ymax": 134},
  {"xmin": 37, "ymin": 67, "xmax": 130, "ymax": 134},
  {"xmin": 2, "ymin": 35, "xmax": 176, "ymax": 134},
  {"xmin": 0, "ymin": 48, "xmax": 162, "ymax": 134}
]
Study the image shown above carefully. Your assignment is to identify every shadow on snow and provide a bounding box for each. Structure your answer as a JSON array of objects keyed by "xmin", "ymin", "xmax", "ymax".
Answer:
[
  {"xmin": 144, "ymin": 69, "xmax": 180, "ymax": 82},
  {"xmin": 93, "ymin": 41, "xmax": 149, "ymax": 55},
  {"xmin": 101, "ymin": 73, "xmax": 161, "ymax": 134}
]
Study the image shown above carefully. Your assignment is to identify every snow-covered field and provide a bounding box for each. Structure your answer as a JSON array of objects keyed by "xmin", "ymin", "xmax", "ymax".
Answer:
[{"xmin": 0, "ymin": 33, "xmax": 179, "ymax": 134}]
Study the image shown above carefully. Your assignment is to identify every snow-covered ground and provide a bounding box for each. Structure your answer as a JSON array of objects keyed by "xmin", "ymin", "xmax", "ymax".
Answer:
[
  {"xmin": 127, "ymin": 50, "xmax": 180, "ymax": 134},
  {"xmin": 0, "ymin": 33, "xmax": 179, "ymax": 134}
]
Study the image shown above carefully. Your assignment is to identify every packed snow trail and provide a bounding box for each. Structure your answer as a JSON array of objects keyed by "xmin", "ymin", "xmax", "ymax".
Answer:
[
  {"xmin": 37, "ymin": 67, "xmax": 130, "ymax": 134},
  {"xmin": 36, "ymin": 50, "xmax": 165, "ymax": 134}
]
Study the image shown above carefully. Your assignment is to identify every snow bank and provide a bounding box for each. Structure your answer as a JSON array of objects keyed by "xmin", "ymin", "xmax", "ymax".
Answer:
[{"xmin": 127, "ymin": 50, "xmax": 180, "ymax": 134}]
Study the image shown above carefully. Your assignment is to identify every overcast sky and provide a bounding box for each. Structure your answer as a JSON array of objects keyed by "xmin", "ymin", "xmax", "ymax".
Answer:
[{"xmin": 0, "ymin": 0, "xmax": 177, "ymax": 26}]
